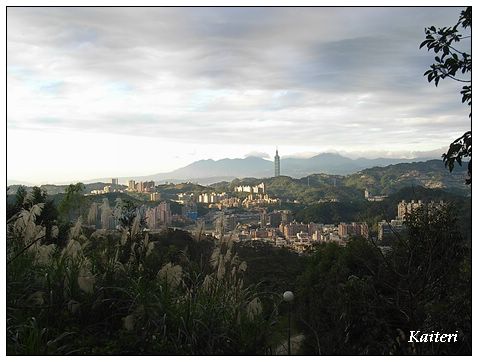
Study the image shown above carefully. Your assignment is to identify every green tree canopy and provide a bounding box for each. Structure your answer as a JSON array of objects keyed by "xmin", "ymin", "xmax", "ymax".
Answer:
[
  {"xmin": 58, "ymin": 182, "xmax": 85, "ymax": 222},
  {"xmin": 420, "ymin": 7, "xmax": 471, "ymax": 184}
]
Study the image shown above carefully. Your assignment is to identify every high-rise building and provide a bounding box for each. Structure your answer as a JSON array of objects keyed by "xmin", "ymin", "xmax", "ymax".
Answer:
[
  {"xmin": 143, "ymin": 181, "xmax": 155, "ymax": 192},
  {"xmin": 150, "ymin": 192, "xmax": 161, "ymax": 201},
  {"xmin": 281, "ymin": 210, "xmax": 292, "ymax": 224},
  {"xmin": 111, "ymin": 178, "xmax": 119, "ymax": 186},
  {"xmin": 159, "ymin": 202, "xmax": 172, "ymax": 225},
  {"xmin": 145, "ymin": 207, "xmax": 159, "ymax": 229},
  {"xmin": 136, "ymin": 182, "xmax": 144, "ymax": 193},
  {"xmin": 128, "ymin": 180, "xmax": 136, "ymax": 191},
  {"xmin": 338, "ymin": 222, "xmax": 369, "ymax": 239},
  {"xmin": 260, "ymin": 209, "xmax": 268, "ymax": 228},
  {"xmin": 274, "ymin": 148, "xmax": 280, "ymax": 177},
  {"xmin": 397, "ymin": 200, "xmax": 423, "ymax": 220}
]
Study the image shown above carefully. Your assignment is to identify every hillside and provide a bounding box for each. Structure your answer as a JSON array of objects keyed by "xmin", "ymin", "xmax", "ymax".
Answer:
[
  {"xmin": 7, "ymin": 182, "xmax": 127, "ymax": 195},
  {"xmin": 214, "ymin": 160, "xmax": 470, "ymax": 204},
  {"xmin": 8, "ymin": 160, "xmax": 470, "ymax": 205},
  {"xmin": 344, "ymin": 160, "xmax": 470, "ymax": 196},
  {"xmin": 219, "ymin": 175, "xmax": 360, "ymax": 204}
]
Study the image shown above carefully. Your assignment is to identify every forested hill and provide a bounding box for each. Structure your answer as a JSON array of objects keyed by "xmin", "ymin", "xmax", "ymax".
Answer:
[
  {"xmin": 343, "ymin": 160, "xmax": 470, "ymax": 196},
  {"xmin": 218, "ymin": 160, "xmax": 470, "ymax": 203},
  {"xmin": 8, "ymin": 160, "xmax": 470, "ymax": 201}
]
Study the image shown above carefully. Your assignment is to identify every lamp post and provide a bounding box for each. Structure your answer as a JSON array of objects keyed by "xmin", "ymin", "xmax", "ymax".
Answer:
[{"xmin": 283, "ymin": 291, "xmax": 294, "ymax": 355}]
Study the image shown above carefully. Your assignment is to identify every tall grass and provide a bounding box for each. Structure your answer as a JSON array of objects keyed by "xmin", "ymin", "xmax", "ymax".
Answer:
[{"xmin": 7, "ymin": 203, "xmax": 280, "ymax": 355}]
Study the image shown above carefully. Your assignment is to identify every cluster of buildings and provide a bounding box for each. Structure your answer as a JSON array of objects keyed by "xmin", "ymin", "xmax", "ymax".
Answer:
[
  {"xmin": 234, "ymin": 182, "xmax": 266, "ymax": 194},
  {"xmin": 242, "ymin": 192, "xmax": 280, "ymax": 208},
  {"xmin": 86, "ymin": 200, "xmax": 118, "ymax": 229},
  {"xmin": 178, "ymin": 192, "xmax": 239, "ymax": 209},
  {"xmin": 364, "ymin": 189, "xmax": 387, "ymax": 202},
  {"xmin": 396, "ymin": 199, "xmax": 446, "ymax": 219},
  {"xmin": 89, "ymin": 178, "xmax": 125, "ymax": 195},
  {"xmin": 203, "ymin": 192, "xmax": 280, "ymax": 209},
  {"xmin": 89, "ymin": 178, "xmax": 159, "ymax": 197},
  {"xmin": 378, "ymin": 199, "xmax": 445, "ymax": 243},
  {"xmin": 209, "ymin": 206, "xmax": 369, "ymax": 254},
  {"xmin": 198, "ymin": 192, "xmax": 227, "ymax": 204},
  {"xmin": 234, "ymin": 220, "xmax": 368, "ymax": 254},
  {"xmin": 177, "ymin": 183, "xmax": 279, "ymax": 210},
  {"xmin": 128, "ymin": 180, "xmax": 155, "ymax": 193},
  {"xmin": 86, "ymin": 197, "xmax": 196, "ymax": 231},
  {"xmin": 145, "ymin": 202, "xmax": 172, "ymax": 229},
  {"xmin": 338, "ymin": 222, "xmax": 369, "ymax": 239},
  {"xmin": 210, "ymin": 198, "xmax": 444, "ymax": 254},
  {"xmin": 83, "ymin": 153, "xmax": 449, "ymax": 256}
]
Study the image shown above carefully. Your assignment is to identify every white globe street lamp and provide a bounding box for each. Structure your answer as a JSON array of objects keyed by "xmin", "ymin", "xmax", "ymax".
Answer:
[
  {"xmin": 283, "ymin": 291, "xmax": 294, "ymax": 303},
  {"xmin": 283, "ymin": 291, "xmax": 294, "ymax": 355}
]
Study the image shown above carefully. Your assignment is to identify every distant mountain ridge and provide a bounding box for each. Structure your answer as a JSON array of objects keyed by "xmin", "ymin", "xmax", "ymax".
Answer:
[
  {"xmin": 8, "ymin": 153, "xmax": 439, "ymax": 187},
  {"xmin": 83, "ymin": 153, "xmax": 433, "ymax": 185},
  {"xmin": 7, "ymin": 160, "xmax": 469, "ymax": 198}
]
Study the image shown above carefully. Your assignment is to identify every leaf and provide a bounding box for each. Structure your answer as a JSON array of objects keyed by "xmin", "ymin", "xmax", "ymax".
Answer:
[{"xmin": 419, "ymin": 40, "xmax": 429, "ymax": 49}]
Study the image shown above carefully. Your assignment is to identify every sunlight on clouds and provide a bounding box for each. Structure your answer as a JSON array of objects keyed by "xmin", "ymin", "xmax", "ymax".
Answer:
[{"xmin": 6, "ymin": 7, "xmax": 470, "ymax": 183}]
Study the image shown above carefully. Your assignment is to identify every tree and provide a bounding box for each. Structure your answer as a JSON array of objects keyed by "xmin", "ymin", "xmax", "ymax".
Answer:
[
  {"xmin": 420, "ymin": 7, "xmax": 471, "ymax": 184},
  {"xmin": 58, "ymin": 183, "xmax": 85, "ymax": 221},
  {"xmin": 7, "ymin": 186, "xmax": 28, "ymax": 220},
  {"xmin": 15, "ymin": 186, "xmax": 28, "ymax": 209},
  {"xmin": 297, "ymin": 203, "xmax": 471, "ymax": 355}
]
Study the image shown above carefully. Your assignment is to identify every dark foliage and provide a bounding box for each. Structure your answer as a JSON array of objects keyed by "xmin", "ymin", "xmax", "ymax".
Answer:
[
  {"xmin": 297, "ymin": 204, "xmax": 471, "ymax": 355},
  {"xmin": 420, "ymin": 7, "xmax": 471, "ymax": 184}
]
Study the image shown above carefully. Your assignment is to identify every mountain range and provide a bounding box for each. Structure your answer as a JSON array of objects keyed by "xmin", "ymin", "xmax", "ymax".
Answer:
[
  {"xmin": 84, "ymin": 153, "xmax": 433, "ymax": 185},
  {"xmin": 7, "ymin": 159, "xmax": 469, "ymax": 198},
  {"xmin": 7, "ymin": 153, "xmax": 437, "ymax": 187}
]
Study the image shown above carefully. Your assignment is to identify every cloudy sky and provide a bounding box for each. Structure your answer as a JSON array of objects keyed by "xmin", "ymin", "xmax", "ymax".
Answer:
[{"xmin": 7, "ymin": 6, "xmax": 470, "ymax": 184}]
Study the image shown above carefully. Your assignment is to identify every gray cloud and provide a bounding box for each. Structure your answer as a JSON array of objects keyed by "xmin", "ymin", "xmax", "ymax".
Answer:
[
  {"xmin": 245, "ymin": 151, "xmax": 271, "ymax": 159},
  {"xmin": 7, "ymin": 6, "xmax": 470, "ymax": 155}
]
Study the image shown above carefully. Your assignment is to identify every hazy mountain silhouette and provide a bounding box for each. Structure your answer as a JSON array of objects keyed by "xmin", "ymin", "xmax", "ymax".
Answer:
[{"xmin": 101, "ymin": 153, "xmax": 434, "ymax": 184}]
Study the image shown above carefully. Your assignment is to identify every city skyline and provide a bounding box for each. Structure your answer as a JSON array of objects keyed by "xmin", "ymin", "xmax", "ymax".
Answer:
[{"xmin": 7, "ymin": 6, "xmax": 470, "ymax": 184}]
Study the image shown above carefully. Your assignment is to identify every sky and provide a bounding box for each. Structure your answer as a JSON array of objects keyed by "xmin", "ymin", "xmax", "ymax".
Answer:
[{"xmin": 6, "ymin": 6, "xmax": 471, "ymax": 184}]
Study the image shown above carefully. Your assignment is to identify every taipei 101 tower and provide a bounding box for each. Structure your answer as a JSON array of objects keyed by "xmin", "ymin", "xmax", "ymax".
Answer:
[{"xmin": 274, "ymin": 148, "xmax": 280, "ymax": 177}]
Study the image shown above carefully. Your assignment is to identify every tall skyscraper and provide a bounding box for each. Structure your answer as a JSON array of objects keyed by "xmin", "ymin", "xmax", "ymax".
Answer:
[{"xmin": 274, "ymin": 148, "xmax": 280, "ymax": 177}]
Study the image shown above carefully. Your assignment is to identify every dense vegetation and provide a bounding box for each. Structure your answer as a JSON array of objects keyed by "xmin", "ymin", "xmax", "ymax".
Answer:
[
  {"xmin": 7, "ymin": 195, "xmax": 282, "ymax": 354},
  {"xmin": 420, "ymin": 7, "xmax": 471, "ymax": 184},
  {"xmin": 6, "ymin": 183, "xmax": 471, "ymax": 355},
  {"xmin": 293, "ymin": 186, "xmax": 471, "ymax": 242},
  {"xmin": 297, "ymin": 204, "xmax": 471, "ymax": 355},
  {"xmin": 344, "ymin": 160, "xmax": 469, "ymax": 196}
]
